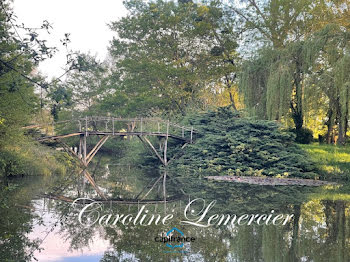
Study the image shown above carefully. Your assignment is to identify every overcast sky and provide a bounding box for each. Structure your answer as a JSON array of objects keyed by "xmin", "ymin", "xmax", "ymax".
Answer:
[{"xmin": 12, "ymin": 0, "xmax": 128, "ymax": 79}]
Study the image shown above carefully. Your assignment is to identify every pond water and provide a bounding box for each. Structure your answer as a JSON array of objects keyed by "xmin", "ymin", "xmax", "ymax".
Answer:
[{"xmin": 1, "ymin": 154, "xmax": 350, "ymax": 262}]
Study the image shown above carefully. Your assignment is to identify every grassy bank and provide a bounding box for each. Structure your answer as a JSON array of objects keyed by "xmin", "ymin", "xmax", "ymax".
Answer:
[
  {"xmin": 300, "ymin": 143, "xmax": 350, "ymax": 181},
  {"xmin": 0, "ymin": 140, "xmax": 75, "ymax": 184}
]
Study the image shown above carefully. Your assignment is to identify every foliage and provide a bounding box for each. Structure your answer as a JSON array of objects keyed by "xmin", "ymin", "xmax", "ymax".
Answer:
[
  {"xmin": 170, "ymin": 107, "xmax": 317, "ymax": 178},
  {"xmin": 240, "ymin": 23, "xmax": 350, "ymax": 144},
  {"xmin": 0, "ymin": 1, "xmax": 74, "ymax": 182},
  {"xmin": 228, "ymin": 0, "xmax": 349, "ymax": 50},
  {"xmin": 0, "ymin": 140, "xmax": 74, "ymax": 183},
  {"xmin": 47, "ymin": 53, "xmax": 108, "ymax": 120},
  {"xmin": 105, "ymin": 0, "xmax": 239, "ymax": 117},
  {"xmin": 303, "ymin": 24, "xmax": 350, "ymax": 144},
  {"xmin": 0, "ymin": 178, "xmax": 47, "ymax": 261},
  {"xmin": 234, "ymin": 0, "xmax": 350, "ymax": 143},
  {"xmin": 288, "ymin": 127, "xmax": 314, "ymax": 144}
]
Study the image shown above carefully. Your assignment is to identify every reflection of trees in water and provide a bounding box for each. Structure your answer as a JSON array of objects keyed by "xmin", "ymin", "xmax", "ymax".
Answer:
[
  {"xmin": 4, "ymin": 159, "xmax": 349, "ymax": 261},
  {"xmin": 42, "ymin": 162, "xmax": 350, "ymax": 262},
  {"xmin": 297, "ymin": 200, "xmax": 348, "ymax": 262},
  {"xmin": 0, "ymin": 178, "xmax": 45, "ymax": 261},
  {"xmin": 174, "ymin": 171, "xmax": 316, "ymax": 214},
  {"xmin": 84, "ymin": 159, "xmax": 181, "ymax": 201},
  {"xmin": 97, "ymin": 216, "xmax": 234, "ymax": 262},
  {"xmin": 53, "ymin": 200, "xmax": 97, "ymax": 251},
  {"xmin": 48, "ymin": 193, "xmax": 350, "ymax": 262}
]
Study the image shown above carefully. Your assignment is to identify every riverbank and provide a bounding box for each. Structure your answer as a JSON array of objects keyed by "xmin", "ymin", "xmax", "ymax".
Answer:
[
  {"xmin": 0, "ymin": 140, "xmax": 74, "ymax": 185},
  {"xmin": 301, "ymin": 143, "xmax": 350, "ymax": 181}
]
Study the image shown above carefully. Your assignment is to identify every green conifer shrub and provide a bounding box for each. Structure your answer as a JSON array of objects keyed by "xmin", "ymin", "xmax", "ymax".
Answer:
[{"xmin": 170, "ymin": 107, "xmax": 317, "ymax": 179}]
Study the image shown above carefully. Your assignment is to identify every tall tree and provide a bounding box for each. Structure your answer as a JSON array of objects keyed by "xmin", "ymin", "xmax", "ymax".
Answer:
[
  {"xmin": 0, "ymin": 1, "xmax": 40, "ymax": 147},
  {"xmin": 0, "ymin": 0, "xmax": 57, "ymax": 181},
  {"xmin": 106, "ymin": 0, "xmax": 239, "ymax": 117},
  {"xmin": 305, "ymin": 25, "xmax": 350, "ymax": 144},
  {"xmin": 241, "ymin": 24, "xmax": 350, "ymax": 137},
  {"xmin": 48, "ymin": 53, "xmax": 107, "ymax": 120},
  {"xmin": 237, "ymin": 0, "xmax": 350, "ymax": 142}
]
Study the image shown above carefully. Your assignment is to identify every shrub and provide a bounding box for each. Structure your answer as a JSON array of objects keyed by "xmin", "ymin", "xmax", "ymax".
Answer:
[
  {"xmin": 288, "ymin": 127, "xmax": 314, "ymax": 144},
  {"xmin": 170, "ymin": 107, "xmax": 317, "ymax": 178},
  {"xmin": 0, "ymin": 141, "xmax": 72, "ymax": 182}
]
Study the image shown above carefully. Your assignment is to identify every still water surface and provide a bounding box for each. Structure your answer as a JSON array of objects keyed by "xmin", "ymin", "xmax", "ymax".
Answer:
[{"xmin": 1, "ymin": 155, "xmax": 349, "ymax": 262}]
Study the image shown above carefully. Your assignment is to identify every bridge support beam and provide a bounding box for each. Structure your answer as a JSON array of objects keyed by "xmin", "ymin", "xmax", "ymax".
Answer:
[
  {"xmin": 136, "ymin": 129, "xmax": 172, "ymax": 208},
  {"xmin": 60, "ymin": 135, "xmax": 109, "ymax": 200},
  {"xmin": 141, "ymin": 136, "xmax": 166, "ymax": 165},
  {"xmin": 136, "ymin": 135, "xmax": 169, "ymax": 207},
  {"xmin": 136, "ymin": 170, "xmax": 187, "ymax": 211},
  {"xmin": 85, "ymin": 135, "xmax": 109, "ymax": 165}
]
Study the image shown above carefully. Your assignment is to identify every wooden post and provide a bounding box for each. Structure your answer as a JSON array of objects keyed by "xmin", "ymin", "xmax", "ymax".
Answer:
[
  {"xmin": 85, "ymin": 116, "xmax": 88, "ymax": 133},
  {"xmin": 80, "ymin": 169, "xmax": 107, "ymax": 200},
  {"xmin": 157, "ymin": 122, "xmax": 160, "ymax": 133},
  {"xmin": 163, "ymin": 138, "xmax": 167, "ymax": 165},
  {"xmin": 112, "ymin": 118, "xmax": 115, "ymax": 135},
  {"xmin": 190, "ymin": 127, "xmax": 193, "ymax": 143},
  {"xmin": 140, "ymin": 118, "xmax": 143, "ymax": 134},
  {"xmin": 78, "ymin": 120, "xmax": 81, "ymax": 132},
  {"xmin": 86, "ymin": 135, "xmax": 108, "ymax": 160},
  {"xmin": 182, "ymin": 127, "xmax": 184, "ymax": 138},
  {"xmin": 79, "ymin": 135, "xmax": 83, "ymax": 159},
  {"xmin": 86, "ymin": 136, "xmax": 109, "ymax": 165},
  {"xmin": 57, "ymin": 137, "xmax": 107, "ymax": 200},
  {"xmin": 141, "ymin": 174, "xmax": 163, "ymax": 200},
  {"xmin": 164, "ymin": 121, "xmax": 169, "ymax": 165},
  {"xmin": 135, "ymin": 176, "xmax": 158, "ymax": 200},
  {"xmin": 83, "ymin": 134, "xmax": 87, "ymax": 165},
  {"xmin": 166, "ymin": 120, "xmax": 169, "ymax": 137},
  {"xmin": 163, "ymin": 171, "xmax": 167, "ymax": 211}
]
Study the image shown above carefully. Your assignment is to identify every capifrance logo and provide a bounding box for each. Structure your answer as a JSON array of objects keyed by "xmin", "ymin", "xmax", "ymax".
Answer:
[{"xmin": 155, "ymin": 227, "xmax": 195, "ymax": 253}]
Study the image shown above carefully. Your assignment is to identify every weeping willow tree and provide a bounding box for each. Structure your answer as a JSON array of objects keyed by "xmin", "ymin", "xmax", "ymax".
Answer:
[
  {"xmin": 240, "ymin": 24, "xmax": 350, "ymax": 144},
  {"xmin": 334, "ymin": 54, "xmax": 350, "ymax": 144},
  {"xmin": 240, "ymin": 42, "xmax": 310, "ymax": 131},
  {"xmin": 305, "ymin": 25, "xmax": 350, "ymax": 144},
  {"xmin": 239, "ymin": 51, "xmax": 270, "ymax": 119}
]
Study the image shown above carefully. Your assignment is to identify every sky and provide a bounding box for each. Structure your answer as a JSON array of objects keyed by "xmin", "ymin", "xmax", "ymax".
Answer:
[{"xmin": 12, "ymin": 0, "xmax": 128, "ymax": 79}]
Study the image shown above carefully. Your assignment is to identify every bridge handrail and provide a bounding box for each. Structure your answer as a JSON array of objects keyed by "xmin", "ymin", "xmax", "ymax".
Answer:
[
  {"xmin": 77, "ymin": 116, "xmax": 199, "ymax": 132},
  {"xmin": 23, "ymin": 116, "xmax": 199, "ymax": 133}
]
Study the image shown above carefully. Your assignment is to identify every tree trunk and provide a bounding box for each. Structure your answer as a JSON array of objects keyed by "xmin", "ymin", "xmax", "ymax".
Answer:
[
  {"xmin": 336, "ymin": 202, "xmax": 346, "ymax": 262},
  {"xmin": 344, "ymin": 100, "xmax": 349, "ymax": 142},
  {"xmin": 337, "ymin": 100, "xmax": 346, "ymax": 145},
  {"xmin": 292, "ymin": 58, "xmax": 303, "ymax": 131},
  {"xmin": 288, "ymin": 204, "xmax": 301, "ymax": 261},
  {"xmin": 229, "ymin": 91, "xmax": 237, "ymax": 111},
  {"xmin": 338, "ymin": 121, "xmax": 346, "ymax": 145},
  {"xmin": 325, "ymin": 108, "xmax": 334, "ymax": 144}
]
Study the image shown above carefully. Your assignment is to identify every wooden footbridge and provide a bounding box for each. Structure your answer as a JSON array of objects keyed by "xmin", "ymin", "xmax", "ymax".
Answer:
[{"xmin": 25, "ymin": 116, "xmax": 197, "ymax": 201}]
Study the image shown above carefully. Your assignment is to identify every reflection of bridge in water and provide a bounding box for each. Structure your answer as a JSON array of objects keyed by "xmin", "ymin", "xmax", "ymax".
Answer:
[{"xmin": 25, "ymin": 116, "xmax": 197, "ymax": 203}]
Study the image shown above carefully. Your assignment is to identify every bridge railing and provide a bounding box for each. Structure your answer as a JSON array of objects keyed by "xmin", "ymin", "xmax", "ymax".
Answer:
[
  {"xmin": 25, "ymin": 116, "xmax": 198, "ymax": 142},
  {"xmin": 77, "ymin": 116, "xmax": 197, "ymax": 141}
]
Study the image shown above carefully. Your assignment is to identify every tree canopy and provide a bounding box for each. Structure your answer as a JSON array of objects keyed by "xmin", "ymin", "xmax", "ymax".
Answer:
[{"xmin": 105, "ymin": 0, "xmax": 239, "ymax": 116}]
